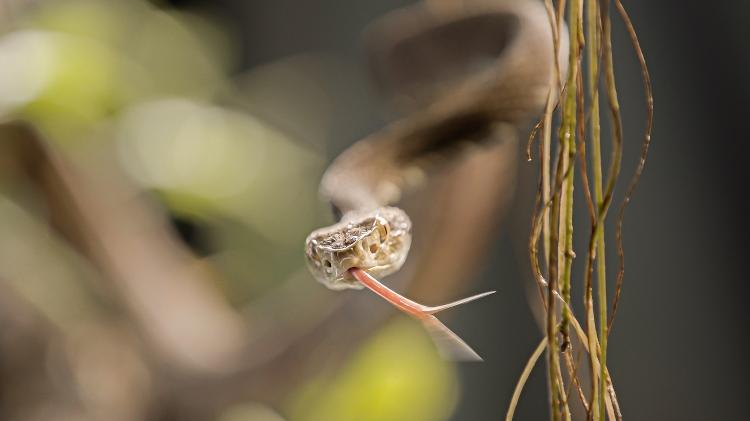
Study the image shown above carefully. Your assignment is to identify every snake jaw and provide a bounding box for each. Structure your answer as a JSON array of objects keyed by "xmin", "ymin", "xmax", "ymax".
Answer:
[{"xmin": 305, "ymin": 207, "xmax": 412, "ymax": 290}]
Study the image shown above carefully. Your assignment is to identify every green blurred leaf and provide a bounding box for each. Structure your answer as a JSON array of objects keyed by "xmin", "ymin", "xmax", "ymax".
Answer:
[{"xmin": 289, "ymin": 319, "xmax": 459, "ymax": 421}]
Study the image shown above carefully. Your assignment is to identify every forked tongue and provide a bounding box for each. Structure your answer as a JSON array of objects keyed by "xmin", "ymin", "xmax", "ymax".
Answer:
[{"xmin": 348, "ymin": 267, "xmax": 494, "ymax": 361}]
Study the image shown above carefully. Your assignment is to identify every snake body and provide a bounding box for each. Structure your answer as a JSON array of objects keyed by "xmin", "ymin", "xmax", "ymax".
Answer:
[
  {"xmin": 304, "ymin": 0, "xmax": 565, "ymax": 358},
  {"xmin": 306, "ymin": 0, "xmax": 564, "ymax": 287}
]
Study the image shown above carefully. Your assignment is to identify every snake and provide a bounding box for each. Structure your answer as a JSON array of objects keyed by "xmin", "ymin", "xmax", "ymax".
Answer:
[{"xmin": 304, "ymin": 0, "xmax": 564, "ymax": 360}]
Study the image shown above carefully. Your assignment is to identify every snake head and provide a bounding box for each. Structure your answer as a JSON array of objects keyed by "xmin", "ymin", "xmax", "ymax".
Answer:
[{"xmin": 305, "ymin": 207, "xmax": 412, "ymax": 290}]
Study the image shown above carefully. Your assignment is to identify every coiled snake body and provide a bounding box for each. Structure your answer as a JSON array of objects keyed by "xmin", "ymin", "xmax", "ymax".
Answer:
[{"xmin": 305, "ymin": 0, "xmax": 565, "ymax": 360}]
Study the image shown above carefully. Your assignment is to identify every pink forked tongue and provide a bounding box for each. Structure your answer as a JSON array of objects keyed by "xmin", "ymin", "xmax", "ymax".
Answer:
[{"xmin": 348, "ymin": 267, "xmax": 495, "ymax": 361}]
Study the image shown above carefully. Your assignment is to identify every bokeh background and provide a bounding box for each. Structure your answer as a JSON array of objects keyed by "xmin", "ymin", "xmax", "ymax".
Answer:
[{"xmin": 0, "ymin": 0, "xmax": 747, "ymax": 420}]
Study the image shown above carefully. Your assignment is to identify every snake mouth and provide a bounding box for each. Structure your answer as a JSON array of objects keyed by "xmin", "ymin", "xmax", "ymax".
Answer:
[
  {"xmin": 320, "ymin": 259, "xmax": 398, "ymax": 290},
  {"xmin": 343, "ymin": 262, "xmax": 390, "ymax": 276},
  {"xmin": 338, "ymin": 263, "xmax": 390, "ymax": 284}
]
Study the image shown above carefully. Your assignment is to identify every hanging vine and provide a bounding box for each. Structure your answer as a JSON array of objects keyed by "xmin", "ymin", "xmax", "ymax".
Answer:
[{"xmin": 507, "ymin": 0, "xmax": 653, "ymax": 420}]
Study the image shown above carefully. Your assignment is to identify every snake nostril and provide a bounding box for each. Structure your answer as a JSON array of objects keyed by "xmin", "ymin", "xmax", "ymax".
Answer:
[
  {"xmin": 323, "ymin": 260, "xmax": 332, "ymax": 269},
  {"xmin": 369, "ymin": 243, "xmax": 379, "ymax": 254}
]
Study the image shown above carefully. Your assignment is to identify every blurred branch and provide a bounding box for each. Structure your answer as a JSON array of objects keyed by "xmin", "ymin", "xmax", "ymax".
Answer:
[
  {"xmin": 1, "ymin": 122, "xmax": 254, "ymax": 374},
  {"xmin": 0, "ymin": 123, "xmax": 337, "ymax": 413}
]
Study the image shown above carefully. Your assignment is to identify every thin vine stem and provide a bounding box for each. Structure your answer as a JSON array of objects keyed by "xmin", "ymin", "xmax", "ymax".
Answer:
[
  {"xmin": 524, "ymin": 1, "xmax": 650, "ymax": 420},
  {"xmin": 608, "ymin": 0, "xmax": 654, "ymax": 335},
  {"xmin": 586, "ymin": 0, "xmax": 606, "ymax": 419},
  {"xmin": 559, "ymin": 0, "xmax": 581, "ymax": 360},
  {"xmin": 596, "ymin": 0, "xmax": 625, "ymax": 416},
  {"xmin": 506, "ymin": 338, "xmax": 548, "ymax": 421}
]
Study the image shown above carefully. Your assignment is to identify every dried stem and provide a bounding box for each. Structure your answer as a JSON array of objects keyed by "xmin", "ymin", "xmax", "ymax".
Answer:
[
  {"xmin": 595, "ymin": 0, "xmax": 625, "ymax": 417},
  {"xmin": 524, "ymin": 0, "xmax": 651, "ymax": 420},
  {"xmin": 609, "ymin": 0, "xmax": 654, "ymax": 335},
  {"xmin": 523, "ymin": 0, "xmax": 651, "ymax": 419},
  {"xmin": 546, "ymin": 143, "xmax": 565, "ymax": 421},
  {"xmin": 506, "ymin": 338, "xmax": 548, "ymax": 421},
  {"xmin": 563, "ymin": 348, "xmax": 590, "ymax": 413}
]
